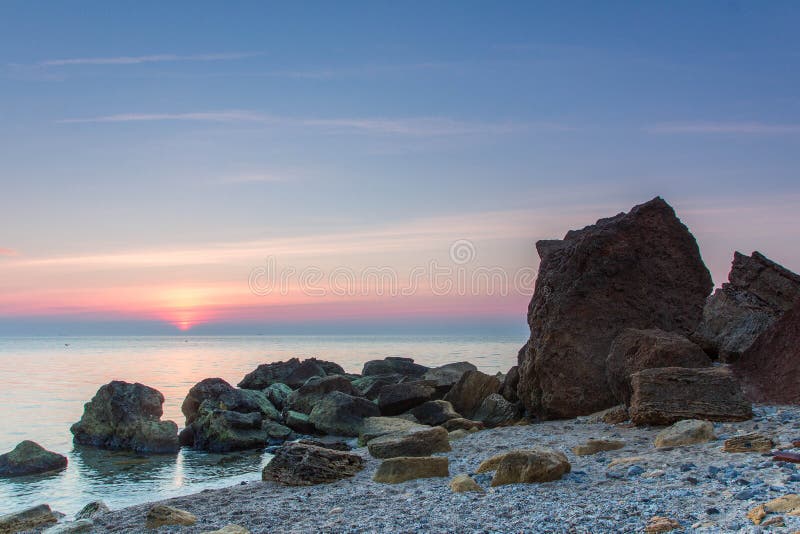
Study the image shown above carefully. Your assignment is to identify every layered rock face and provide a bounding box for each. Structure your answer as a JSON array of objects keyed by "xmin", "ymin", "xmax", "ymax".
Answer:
[
  {"xmin": 70, "ymin": 381, "xmax": 179, "ymax": 454},
  {"xmin": 694, "ymin": 252, "xmax": 800, "ymax": 361},
  {"xmin": 517, "ymin": 197, "xmax": 713, "ymax": 418},
  {"xmin": 733, "ymin": 297, "xmax": 800, "ymax": 404}
]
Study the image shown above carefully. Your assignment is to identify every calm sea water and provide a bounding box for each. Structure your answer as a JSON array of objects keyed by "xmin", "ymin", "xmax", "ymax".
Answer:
[{"xmin": 0, "ymin": 335, "xmax": 520, "ymax": 516}]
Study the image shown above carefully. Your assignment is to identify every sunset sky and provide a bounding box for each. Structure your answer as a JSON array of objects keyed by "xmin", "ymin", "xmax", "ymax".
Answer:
[{"xmin": 1, "ymin": 1, "xmax": 799, "ymax": 334}]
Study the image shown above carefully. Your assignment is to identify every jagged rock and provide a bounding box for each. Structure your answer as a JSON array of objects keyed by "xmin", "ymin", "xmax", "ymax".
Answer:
[
  {"xmin": 0, "ymin": 504, "xmax": 59, "ymax": 533},
  {"xmin": 70, "ymin": 381, "xmax": 179, "ymax": 454},
  {"xmin": 145, "ymin": 505, "xmax": 197, "ymax": 529},
  {"xmin": 285, "ymin": 376, "xmax": 358, "ymax": 415},
  {"xmin": 472, "ymin": 394, "xmax": 522, "ymax": 428},
  {"xmin": 43, "ymin": 519, "xmax": 94, "ymax": 533},
  {"xmin": 443, "ymin": 370, "xmax": 501, "ymax": 419},
  {"xmin": 654, "ymin": 419, "xmax": 715, "ymax": 448},
  {"xmin": 500, "ymin": 366, "xmax": 520, "ymax": 403},
  {"xmin": 238, "ymin": 359, "xmax": 302, "ymax": 390},
  {"xmin": 308, "ymin": 392, "xmax": 380, "ymax": 436},
  {"xmin": 358, "ymin": 417, "xmax": 428, "ymax": 445},
  {"xmin": 630, "ymin": 367, "xmax": 753, "ymax": 425},
  {"xmin": 284, "ymin": 359, "xmax": 326, "ymax": 388},
  {"xmin": 284, "ymin": 411, "xmax": 315, "ymax": 435},
  {"xmin": 606, "ymin": 328, "xmax": 712, "ymax": 404},
  {"xmin": 422, "ymin": 362, "xmax": 477, "ymax": 390},
  {"xmin": 723, "ymin": 432, "xmax": 775, "ymax": 453},
  {"xmin": 262, "ymin": 443, "xmax": 364, "ymax": 486},
  {"xmin": 734, "ymin": 298, "xmax": 800, "ymax": 404},
  {"xmin": 262, "ymin": 383, "xmax": 293, "ymax": 411},
  {"xmin": 74, "ymin": 501, "xmax": 109, "ymax": 520},
  {"xmin": 694, "ymin": 252, "xmax": 800, "ymax": 361},
  {"xmin": 367, "ymin": 426, "xmax": 451, "ymax": 458},
  {"xmin": 182, "ymin": 378, "xmax": 279, "ymax": 424},
  {"xmin": 377, "ymin": 382, "xmax": 436, "ymax": 416},
  {"xmin": 629, "ymin": 366, "xmax": 752, "ymax": 425},
  {"xmin": 476, "ymin": 448, "xmax": 571, "ymax": 486},
  {"xmin": 449, "ymin": 473, "xmax": 484, "ymax": 492},
  {"xmin": 362, "ymin": 357, "xmax": 429, "ymax": 378},
  {"xmin": 410, "ymin": 400, "xmax": 460, "ymax": 426},
  {"xmin": 518, "ymin": 198, "xmax": 713, "ymax": 419},
  {"xmin": 440, "ymin": 418, "xmax": 484, "ymax": 432},
  {"xmin": 350, "ymin": 374, "xmax": 403, "ymax": 400},
  {"xmin": 0, "ymin": 441, "xmax": 67, "ymax": 477},
  {"xmin": 373, "ymin": 456, "xmax": 448, "ymax": 483},
  {"xmin": 572, "ymin": 439, "xmax": 625, "ymax": 456}
]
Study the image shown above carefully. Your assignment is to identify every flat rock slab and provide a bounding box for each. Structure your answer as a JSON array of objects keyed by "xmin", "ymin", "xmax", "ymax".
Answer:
[
  {"xmin": 358, "ymin": 417, "xmax": 428, "ymax": 445},
  {"xmin": 572, "ymin": 439, "xmax": 625, "ymax": 456},
  {"xmin": 723, "ymin": 433, "xmax": 775, "ymax": 453},
  {"xmin": 373, "ymin": 456, "xmax": 449, "ymax": 483},
  {"xmin": 262, "ymin": 443, "xmax": 364, "ymax": 486},
  {"xmin": 367, "ymin": 426, "xmax": 451, "ymax": 459},
  {"xmin": 629, "ymin": 366, "xmax": 752, "ymax": 425}
]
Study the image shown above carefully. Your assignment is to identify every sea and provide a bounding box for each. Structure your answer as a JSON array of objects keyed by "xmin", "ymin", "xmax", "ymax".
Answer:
[{"xmin": 0, "ymin": 335, "xmax": 520, "ymax": 516}]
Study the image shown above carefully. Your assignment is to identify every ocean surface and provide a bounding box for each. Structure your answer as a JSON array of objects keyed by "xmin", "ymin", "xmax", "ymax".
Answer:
[{"xmin": 0, "ymin": 335, "xmax": 520, "ymax": 516}]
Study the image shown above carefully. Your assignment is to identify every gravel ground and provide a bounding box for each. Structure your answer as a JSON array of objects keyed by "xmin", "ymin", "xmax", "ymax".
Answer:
[{"xmin": 86, "ymin": 405, "xmax": 799, "ymax": 533}]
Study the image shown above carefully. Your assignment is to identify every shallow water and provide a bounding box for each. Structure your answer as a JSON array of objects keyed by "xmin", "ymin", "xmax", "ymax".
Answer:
[{"xmin": 0, "ymin": 335, "xmax": 519, "ymax": 515}]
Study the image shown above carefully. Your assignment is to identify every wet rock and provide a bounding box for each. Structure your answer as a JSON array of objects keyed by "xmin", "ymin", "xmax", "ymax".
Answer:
[
  {"xmin": 422, "ymin": 362, "xmax": 477, "ymax": 391},
  {"xmin": 734, "ymin": 298, "xmax": 800, "ymax": 404},
  {"xmin": 410, "ymin": 400, "xmax": 460, "ymax": 426},
  {"xmin": 443, "ymin": 370, "xmax": 501, "ymax": 419},
  {"xmin": 308, "ymin": 391, "xmax": 380, "ymax": 436},
  {"xmin": 70, "ymin": 381, "xmax": 179, "ymax": 454},
  {"xmin": 629, "ymin": 367, "xmax": 752, "ymax": 425},
  {"xmin": 285, "ymin": 376, "xmax": 358, "ymax": 415},
  {"xmin": 373, "ymin": 456, "xmax": 449, "ymax": 483},
  {"xmin": 0, "ymin": 440, "xmax": 67, "ymax": 477},
  {"xmin": 606, "ymin": 328, "xmax": 712, "ymax": 404},
  {"xmin": 500, "ymin": 365, "xmax": 520, "ymax": 403},
  {"xmin": 284, "ymin": 411, "xmax": 315, "ymax": 435},
  {"xmin": 377, "ymin": 382, "xmax": 436, "ymax": 416},
  {"xmin": 723, "ymin": 433, "xmax": 775, "ymax": 453},
  {"xmin": 694, "ymin": 251, "xmax": 800, "ymax": 362},
  {"xmin": 440, "ymin": 418, "xmax": 484, "ymax": 432},
  {"xmin": 476, "ymin": 447, "xmax": 571, "ymax": 486},
  {"xmin": 518, "ymin": 197, "xmax": 713, "ymax": 419},
  {"xmin": 145, "ymin": 505, "xmax": 197, "ymax": 529},
  {"xmin": 654, "ymin": 419, "xmax": 715, "ymax": 448},
  {"xmin": 0, "ymin": 504, "xmax": 59, "ymax": 533},
  {"xmin": 572, "ymin": 439, "xmax": 625, "ymax": 456},
  {"xmin": 449, "ymin": 473, "xmax": 484, "ymax": 493},
  {"xmin": 74, "ymin": 501, "xmax": 109, "ymax": 520},
  {"xmin": 645, "ymin": 516, "xmax": 681, "ymax": 533},
  {"xmin": 358, "ymin": 417, "xmax": 428, "ymax": 445},
  {"xmin": 262, "ymin": 442, "xmax": 364, "ymax": 486},
  {"xmin": 472, "ymin": 393, "xmax": 522, "ymax": 428},
  {"xmin": 262, "ymin": 383, "xmax": 293, "ymax": 411},
  {"xmin": 367, "ymin": 426, "xmax": 451, "ymax": 458},
  {"xmin": 362, "ymin": 357, "xmax": 429, "ymax": 378}
]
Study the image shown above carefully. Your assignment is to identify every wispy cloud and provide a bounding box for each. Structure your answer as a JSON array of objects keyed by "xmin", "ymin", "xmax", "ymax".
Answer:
[
  {"xmin": 57, "ymin": 110, "xmax": 555, "ymax": 137},
  {"xmin": 646, "ymin": 121, "xmax": 800, "ymax": 134},
  {"xmin": 38, "ymin": 52, "xmax": 259, "ymax": 67},
  {"xmin": 0, "ymin": 248, "xmax": 18, "ymax": 257}
]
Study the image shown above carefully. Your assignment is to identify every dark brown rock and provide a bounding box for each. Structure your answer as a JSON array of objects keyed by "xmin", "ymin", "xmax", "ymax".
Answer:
[
  {"xmin": 261, "ymin": 442, "xmax": 364, "ymax": 485},
  {"xmin": 238, "ymin": 359, "xmax": 302, "ymax": 390},
  {"xmin": 629, "ymin": 366, "xmax": 752, "ymax": 425},
  {"xmin": 723, "ymin": 433, "xmax": 775, "ymax": 453},
  {"xmin": 377, "ymin": 382, "xmax": 436, "ymax": 416},
  {"xmin": 410, "ymin": 400, "xmax": 460, "ymax": 426},
  {"xmin": 440, "ymin": 418, "xmax": 484, "ymax": 432},
  {"xmin": 472, "ymin": 394, "xmax": 522, "ymax": 428},
  {"xmin": 443, "ymin": 370, "xmax": 501, "ymax": 419},
  {"xmin": 367, "ymin": 426, "xmax": 451, "ymax": 459},
  {"xmin": 733, "ymin": 298, "xmax": 800, "ymax": 404},
  {"xmin": 350, "ymin": 374, "xmax": 403, "ymax": 400},
  {"xmin": 606, "ymin": 328, "xmax": 712, "ymax": 404},
  {"xmin": 362, "ymin": 357, "xmax": 428, "ymax": 378},
  {"xmin": 772, "ymin": 452, "xmax": 800, "ymax": 464},
  {"xmin": 422, "ymin": 362, "xmax": 477, "ymax": 391},
  {"xmin": 500, "ymin": 365, "xmax": 520, "ymax": 403},
  {"xmin": 307, "ymin": 391, "xmax": 380, "ymax": 436},
  {"xmin": 285, "ymin": 375, "xmax": 358, "ymax": 415},
  {"xmin": 0, "ymin": 441, "xmax": 67, "ymax": 477},
  {"xmin": 518, "ymin": 197, "xmax": 713, "ymax": 418},
  {"xmin": 694, "ymin": 252, "xmax": 800, "ymax": 362}
]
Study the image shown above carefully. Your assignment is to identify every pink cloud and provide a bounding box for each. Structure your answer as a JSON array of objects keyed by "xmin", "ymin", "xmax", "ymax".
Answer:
[{"xmin": 0, "ymin": 248, "xmax": 18, "ymax": 257}]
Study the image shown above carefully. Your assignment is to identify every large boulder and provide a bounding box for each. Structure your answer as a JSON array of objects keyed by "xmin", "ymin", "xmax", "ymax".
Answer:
[
  {"xmin": 518, "ymin": 197, "xmax": 713, "ymax": 418},
  {"xmin": 350, "ymin": 374, "xmax": 403, "ymax": 400},
  {"xmin": 261, "ymin": 442, "xmax": 364, "ymax": 485},
  {"xmin": 238, "ymin": 358, "xmax": 345, "ymax": 390},
  {"xmin": 476, "ymin": 448, "xmax": 571, "ymax": 486},
  {"xmin": 694, "ymin": 252, "xmax": 800, "ymax": 361},
  {"xmin": 285, "ymin": 375, "xmax": 358, "ymax": 415},
  {"xmin": 377, "ymin": 382, "xmax": 436, "ymax": 416},
  {"xmin": 308, "ymin": 392, "xmax": 380, "ymax": 436},
  {"xmin": 443, "ymin": 370, "xmax": 501, "ymax": 419},
  {"xmin": 181, "ymin": 378, "xmax": 279, "ymax": 425},
  {"xmin": 472, "ymin": 394, "xmax": 522, "ymax": 428},
  {"xmin": 0, "ymin": 441, "xmax": 67, "ymax": 477},
  {"xmin": 629, "ymin": 366, "xmax": 752, "ymax": 425},
  {"xmin": 373, "ymin": 456, "xmax": 449, "ymax": 483},
  {"xmin": 362, "ymin": 357, "xmax": 428, "ymax": 378},
  {"xmin": 70, "ymin": 381, "xmax": 179, "ymax": 454},
  {"xmin": 358, "ymin": 417, "xmax": 428, "ymax": 445},
  {"xmin": 263, "ymin": 383, "xmax": 293, "ymax": 411},
  {"xmin": 410, "ymin": 400, "xmax": 460, "ymax": 426},
  {"xmin": 654, "ymin": 419, "xmax": 716, "ymax": 448},
  {"xmin": 733, "ymin": 297, "xmax": 800, "ymax": 404},
  {"xmin": 500, "ymin": 365, "xmax": 520, "ymax": 403},
  {"xmin": 606, "ymin": 328, "xmax": 712, "ymax": 404},
  {"xmin": 422, "ymin": 362, "xmax": 477, "ymax": 390},
  {"xmin": 366, "ymin": 426, "xmax": 451, "ymax": 458}
]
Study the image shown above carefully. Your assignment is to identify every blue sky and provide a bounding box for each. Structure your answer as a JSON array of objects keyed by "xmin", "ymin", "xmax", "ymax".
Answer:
[{"xmin": 1, "ymin": 1, "xmax": 799, "ymax": 334}]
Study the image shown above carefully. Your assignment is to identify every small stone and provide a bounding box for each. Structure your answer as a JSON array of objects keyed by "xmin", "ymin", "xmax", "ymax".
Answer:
[
  {"xmin": 761, "ymin": 516, "xmax": 785, "ymax": 527},
  {"xmin": 747, "ymin": 504, "xmax": 767, "ymax": 525},
  {"xmin": 642, "ymin": 469, "xmax": 666, "ymax": 478},
  {"xmin": 773, "ymin": 451, "xmax": 800, "ymax": 463},
  {"xmin": 145, "ymin": 505, "xmax": 197, "ymax": 529},
  {"xmin": 373, "ymin": 456, "xmax": 449, "ymax": 483},
  {"xmin": 203, "ymin": 524, "xmax": 250, "ymax": 534},
  {"xmin": 449, "ymin": 474, "xmax": 484, "ymax": 493},
  {"xmin": 608, "ymin": 456, "xmax": 646, "ymax": 468},
  {"xmin": 654, "ymin": 419, "xmax": 715, "ymax": 448},
  {"xmin": 723, "ymin": 433, "xmax": 775, "ymax": 453},
  {"xmin": 476, "ymin": 448, "xmax": 571, "ymax": 486},
  {"xmin": 735, "ymin": 488, "xmax": 760, "ymax": 500},
  {"xmin": 645, "ymin": 516, "xmax": 681, "ymax": 533},
  {"xmin": 706, "ymin": 507, "xmax": 720, "ymax": 515},
  {"xmin": 764, "ymin": 494, "xmax": 800, "ymax": 513},
  {"xmin": 627, "ymin": 465, "xmax": 645, "ymax": 477},
  {"xmin": 328, "ymin": 507, "xmax": 343, "ymax": 514},
  {"xmin": 572, "ymin": 439, "xmax": 625, "ymax": 456}
]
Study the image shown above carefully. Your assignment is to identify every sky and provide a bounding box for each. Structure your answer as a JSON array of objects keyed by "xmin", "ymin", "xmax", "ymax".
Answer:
[{"xmin": 1, "ymin": 1, "xmax": 799, "ymax": 335}]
